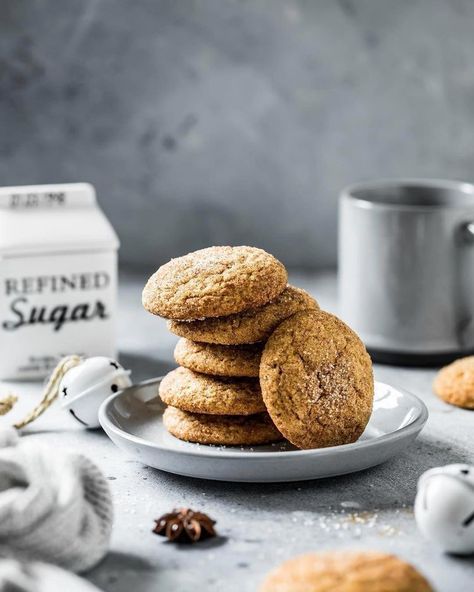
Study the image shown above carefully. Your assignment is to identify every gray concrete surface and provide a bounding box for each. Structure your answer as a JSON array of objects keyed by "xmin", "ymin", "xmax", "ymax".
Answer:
[
  {"xmin": 0, "ymin": 270, "xmax": 472, "ymax": 591},
  {"xmin": 2, "ymin": 1, "xmax": 474, "ymax": 270}
]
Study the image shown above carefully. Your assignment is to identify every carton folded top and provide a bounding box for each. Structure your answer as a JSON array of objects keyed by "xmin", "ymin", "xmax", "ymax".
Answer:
[{"xmin": 0, "ymin": 183, "xmax": 119, "ymax": 256}]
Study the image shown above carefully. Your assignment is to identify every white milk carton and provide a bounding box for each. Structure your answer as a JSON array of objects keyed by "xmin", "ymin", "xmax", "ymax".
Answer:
[{"xmin": 0, "ymin": 183, "xmax": 119, "ymax": 380}]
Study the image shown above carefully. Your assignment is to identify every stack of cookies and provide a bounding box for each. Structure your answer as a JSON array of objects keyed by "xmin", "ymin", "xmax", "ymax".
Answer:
[{"xmin": 142, "ymin": 246, "xmax": 374, "ymax": 450}]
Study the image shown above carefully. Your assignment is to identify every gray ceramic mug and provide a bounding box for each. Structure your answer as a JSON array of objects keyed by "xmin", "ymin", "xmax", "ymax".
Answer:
[{"xmin": 338, "ymin": 179, "xmax": 474, "ymax": 365}]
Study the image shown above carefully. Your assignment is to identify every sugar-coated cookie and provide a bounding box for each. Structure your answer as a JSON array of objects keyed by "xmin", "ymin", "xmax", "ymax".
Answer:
[
  {"xmin": 168, "ymin": 285, "xmax": 318, "ymax": 345},
  {"xmin": 259, "ymin": 551, "xmax": 433, "ymax": 592},
  {"xmin": 433, "ymin": 356, "xmax": 474, "ymax": 409},
  {"xmin": 142, "ymin": 246, "xmax": 287, "ymax": 320},
  {"xmin": 163, "ymin": 406, "xmax": 282, "ymax": 446},
  {"xmin": 260, "ymin": 310, "xmax": 374, "ymax": 450},
  {"xmin": 174, "ymin": 338, "xmax": 262, "ymax": 377},
  {"xmin": 159, "ymin": 367, "xmax": 265, "ymax": 415}
]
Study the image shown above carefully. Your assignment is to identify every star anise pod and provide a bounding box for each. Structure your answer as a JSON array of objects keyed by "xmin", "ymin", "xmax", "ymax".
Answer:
[{"xmin": 153, "ymin": 508, "xmax": 217, "ymax": 543}]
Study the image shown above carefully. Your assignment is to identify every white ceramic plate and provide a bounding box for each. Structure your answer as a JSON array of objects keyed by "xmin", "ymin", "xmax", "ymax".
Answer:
[{"xmin": 99, "ymin": 378, "xmax": 428, "ymax": 483}]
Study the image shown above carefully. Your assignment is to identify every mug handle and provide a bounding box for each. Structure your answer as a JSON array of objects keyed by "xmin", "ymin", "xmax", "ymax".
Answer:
[
  {"xmin": 456, "ymin": 222, "xmax": 474, "ymax": 348},
  {"xmin": 461, "ymin": 222, "xmax": 474, "ymax": 242}
]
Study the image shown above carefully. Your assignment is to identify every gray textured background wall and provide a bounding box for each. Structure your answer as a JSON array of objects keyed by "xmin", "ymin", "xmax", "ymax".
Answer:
[{"xmin": 1, "ymin": 0, "xmax": 473, "ymax": 270}]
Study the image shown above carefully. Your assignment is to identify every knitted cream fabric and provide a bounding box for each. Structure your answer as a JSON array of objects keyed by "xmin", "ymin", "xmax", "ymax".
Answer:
[
  {"xmin": 0, "ymin": 558, "xmax": 105, "ymax": 591},
  {"xmin": 0, "ymin": 559, "xmax": 38, "ymax": 591},
  {"xmin": 0, "ymin": 429, "xmax": 113, "ymax": 573}
]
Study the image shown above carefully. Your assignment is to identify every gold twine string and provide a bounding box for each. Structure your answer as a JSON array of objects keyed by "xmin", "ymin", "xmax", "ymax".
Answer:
[
  {"xmin": 0, "ymin": 355, "xmax": 82, "ymax": 429},
  {"xmin": 0, "ymin": 394, "xmax": 18, "ymax": 416}
]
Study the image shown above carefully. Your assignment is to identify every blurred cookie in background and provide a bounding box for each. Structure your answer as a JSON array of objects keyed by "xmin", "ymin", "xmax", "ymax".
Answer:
[{"xmin": 433, "ymin": 356, "xmax": 474, "ymax": 409}]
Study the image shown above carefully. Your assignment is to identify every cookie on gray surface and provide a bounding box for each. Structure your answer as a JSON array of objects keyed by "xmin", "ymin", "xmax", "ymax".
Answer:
[
  {"xmin": 259, "ymin": 551, "xmax": 434, "ymax": 592},
  {"xmin": 433, "ymin": 356, "xmax": 474, "ymax": 409}
]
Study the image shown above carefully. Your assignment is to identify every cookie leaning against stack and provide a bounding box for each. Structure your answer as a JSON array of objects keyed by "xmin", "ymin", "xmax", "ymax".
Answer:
[
  {"xmin": 143, "ymin": 246, "xmax": 297, "ymax": 445},
  {"xmin": 260, "ymin": 309, "xmax": 373, "ymax": 449}
]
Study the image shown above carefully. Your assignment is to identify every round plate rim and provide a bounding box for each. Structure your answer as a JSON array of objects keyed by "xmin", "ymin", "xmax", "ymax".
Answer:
[{"xmin": 99, "ymin": 378, "xmax": 429, "ymax": 460}]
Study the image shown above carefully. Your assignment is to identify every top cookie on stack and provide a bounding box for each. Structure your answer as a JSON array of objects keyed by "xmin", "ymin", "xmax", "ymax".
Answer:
[{"xmin": 142, "ymin": 245, "xmax": 288, "ymax": 320}]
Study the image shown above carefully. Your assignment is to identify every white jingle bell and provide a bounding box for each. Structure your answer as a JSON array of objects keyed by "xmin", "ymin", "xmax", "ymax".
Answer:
[
  {"xmin": 415, "ymin": 464, "xmax": 474, "ymax": 554},
  {"xmin": 58, "ymin": 357, "xmax": 132, "ymax": 429}
]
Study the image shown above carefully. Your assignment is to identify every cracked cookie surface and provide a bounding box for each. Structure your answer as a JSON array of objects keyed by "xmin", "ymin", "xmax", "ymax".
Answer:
[
  {"xmin": 168, "ymin": 285, "xmax": 318, "ymax": 344},
  {"xmin": 163, "ymin": 406, "xmax": 282, "ymax": 445},
  {"xmin": 142, "ymin": 246, "xmax": 287, "ymax": 320},
  {"xmin": 174, "ymin": 338, "xmax": 262, "ymax": 377},
  {"xmin": 259, "ymin": 551, "xmax": 433, "ymax": 592},
  {"xmin": 260, "ymin": 310, "xmax": 374, "ymax": 450},
  {"xmin": 159, "ymin": 367, "xmax": 265, "ymax": 415}
]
